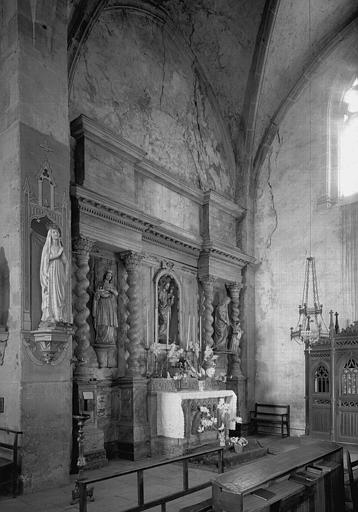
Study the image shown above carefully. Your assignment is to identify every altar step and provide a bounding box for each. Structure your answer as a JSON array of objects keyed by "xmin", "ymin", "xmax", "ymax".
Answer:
[{"xmin": 186, "ymin": 438, "xmax": 268, "ymax": 471}]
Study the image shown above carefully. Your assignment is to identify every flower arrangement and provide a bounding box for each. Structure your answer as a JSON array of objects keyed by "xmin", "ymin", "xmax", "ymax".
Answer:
[
  {"xmin": 196, "ymin": 406, "xmax": 219, "ymax": 433},
  {"xmin": 229, "ymin": 437, "xmax": 249, "ymax": 448},
  {"xmin": 217, "ymin": 398, "xmax": 242, "ymax": 430},
  {"xmin": 149, "ymin": 342, "xmax": 161, "ymax": 357},
  {"xmin": 196, "ymin": 406, "xmax": 226, "ymax": 445},
  {"xmin": 195, "ymin": 400, "xmax": 242, "ymax": 447},
  {"xmin": 167, "ymin": 343, "xmax": 185, "ymax": 366}
]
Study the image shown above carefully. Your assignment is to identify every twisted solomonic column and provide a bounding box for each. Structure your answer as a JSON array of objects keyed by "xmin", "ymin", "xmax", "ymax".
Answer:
[
  {"xmin": 200, "ymin": 275, "xmax": 216, "ymax": 347},
  {"xmin": 123, "ymin": 251, "xmax": 145, "ymax": 377},
  {"xmin": 72, "ymin": 236, "xmax": 98, "ymax": 367},
  {"xmin": 227, "ymin": 281, "xmax": 243, "ymax": 378}
]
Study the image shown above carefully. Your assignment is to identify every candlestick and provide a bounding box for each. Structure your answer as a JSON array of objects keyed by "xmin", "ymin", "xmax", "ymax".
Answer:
[
  {"xmin": 187, "ymin": 315, "xmax": 190, "ymax": 350},
  {"xmin": 146, "ymin": 307, "xmax": 149, "ymax": 348},
  {"xmin": 199, "ymin": 316, "xmax": 202, "ymax": 351},
  {"xmin": 166, "ymin": 309, "xmax": 170, "ymax": 348},
  {"xmin": 155, "ymin": 306, "xmax": 158, "ymax": 344}
]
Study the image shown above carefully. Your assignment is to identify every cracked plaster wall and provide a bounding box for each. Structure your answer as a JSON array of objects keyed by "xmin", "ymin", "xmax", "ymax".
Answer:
[
  {"xmin": 70, "ymin": 8, "xmax": 235, "ymax": 208},
  {"xmin": 156, "ymin": 0, "xmax": 265, "ymax": 159},
  {"xmin": 254, "ymin": 43, "xmax": 358, "ymax": 432}
]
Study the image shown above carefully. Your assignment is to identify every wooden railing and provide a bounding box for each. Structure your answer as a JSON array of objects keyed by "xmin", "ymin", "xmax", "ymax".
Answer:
[{"xmin": 78, "ymin": 446, "xmax": 224, "ymax": 512}]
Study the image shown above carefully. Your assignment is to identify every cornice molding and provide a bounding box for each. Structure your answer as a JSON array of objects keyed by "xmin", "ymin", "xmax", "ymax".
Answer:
[
  {"xmin": 71, "ymin": 115, "xmax": 206, "ymax": 206},
  {"xmin": 201, "ymin": 242, "xmax": 255, "ymax": 268},
  {"xmin": 202, "ymin": 190, "xmax": 246, "ymax": 218}
]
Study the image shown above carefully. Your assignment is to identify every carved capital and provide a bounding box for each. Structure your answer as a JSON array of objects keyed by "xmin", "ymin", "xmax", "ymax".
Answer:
[
  {"xmin": 226, "ymin": 282, "xmax": 242, "ymax": 303},
  {"xmin": 200, "ymin": 275, "xmax": 216, "ymax": 289},
  {"xmin": 72, "ymin": 236, "xmax": 95, "ymax": 255},
  {"xmin": 122, "ymin": 251, "xmax": 144, "ymax": 272}
]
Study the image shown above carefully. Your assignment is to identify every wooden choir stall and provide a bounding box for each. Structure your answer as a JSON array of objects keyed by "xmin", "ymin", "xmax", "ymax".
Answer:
[
  {"xmin": 211, "ymin": 441, "xmax": 344, "ymax": 512},
  {"xmin": 305, "ymin": 312, "xmax": 358, "ymax": 442}
]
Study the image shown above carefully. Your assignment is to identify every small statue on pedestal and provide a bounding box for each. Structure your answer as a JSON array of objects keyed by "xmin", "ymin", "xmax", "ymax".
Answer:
[
  {"xmin": 92, "ymin": 270, "xmax": 118, "ymax": 368},
  {"xmin": 213, "ymin": 296, "xmax": 231, "ymax": 351},
  {"xmin": 40, "ymin": 226, "xmax": 69, "ymax": 326},
  {"xmin": 92, "ymin": 270, "xmax": 118, "ymax": 345}
]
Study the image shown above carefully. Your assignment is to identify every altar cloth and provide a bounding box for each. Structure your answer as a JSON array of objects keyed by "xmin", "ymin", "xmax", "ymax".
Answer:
[{"xmin": 156, "ymin": 389, "xmax": 237, "ymax": 439}]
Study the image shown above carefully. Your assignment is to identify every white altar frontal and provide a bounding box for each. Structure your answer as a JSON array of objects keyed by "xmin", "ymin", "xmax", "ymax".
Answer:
[{"xmin": 154, "ymin": 389, "xmax": 237, "ymax": 455}]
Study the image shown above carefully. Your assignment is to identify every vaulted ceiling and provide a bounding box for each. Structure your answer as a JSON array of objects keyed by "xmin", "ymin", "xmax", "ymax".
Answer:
[{"xmin": 68, "ymin": 0, "xmax": 358, "ymax": 180}]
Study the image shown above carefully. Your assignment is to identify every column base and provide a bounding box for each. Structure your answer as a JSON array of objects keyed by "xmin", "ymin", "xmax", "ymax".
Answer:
[{"xmin": 117, "ymin": 377, "xmax": 150, "ymax": 460}]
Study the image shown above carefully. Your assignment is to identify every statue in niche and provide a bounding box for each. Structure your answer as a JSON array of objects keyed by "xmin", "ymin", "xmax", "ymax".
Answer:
[
  {"xmin": 213, "ymin": 296, "xmax": 231, "ymax": 351},
  {"xmin": 229, "ymin": 320, "xmax": 242, "ymax": 352},
  {"xmin": 158, "ymin": 275, "xmax": 175, "ymax": 342},
  {"xmin": 40, "ymin": 225, "xmax": 69, "ymax": 325},
  {"xmin": 92, "ymin": 270, "xmax": 118, "ymax": 345}
]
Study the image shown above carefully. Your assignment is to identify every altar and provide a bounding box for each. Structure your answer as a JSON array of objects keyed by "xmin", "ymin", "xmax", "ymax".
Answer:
[{"xmin": 152, "ymin": 388, "xmax": 237, "ymax": 457}]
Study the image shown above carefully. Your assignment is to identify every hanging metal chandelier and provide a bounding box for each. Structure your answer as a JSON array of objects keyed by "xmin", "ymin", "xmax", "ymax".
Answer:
[{"xmin": 290, "ymin": 257, "xmax": 328, "ymax": 345}]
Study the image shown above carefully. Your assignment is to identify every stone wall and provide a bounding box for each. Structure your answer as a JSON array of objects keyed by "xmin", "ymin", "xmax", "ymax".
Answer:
[
  {"xmin": 254, "ymin": 35, "xmax": 358, "ymax": 433},
  {"xmin": 69, "ymin": 7, "xmax": 235, "ymax": 201}
]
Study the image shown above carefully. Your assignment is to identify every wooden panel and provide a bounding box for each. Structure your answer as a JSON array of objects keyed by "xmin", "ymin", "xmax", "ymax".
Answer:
[
  {"xmin": 311, "ymin": 405, "xmax": 330, "ymax": 433},
  {"xmin": 212, "ymin": 443, "xmax": 344, "ymax": 512},
  {"xmin": 213, "ymin": 442, "xmax": 341, "ymax": 494},
  {"xmin": 339, "ymin": 410, "xmax": 358, "ymax": 438}
]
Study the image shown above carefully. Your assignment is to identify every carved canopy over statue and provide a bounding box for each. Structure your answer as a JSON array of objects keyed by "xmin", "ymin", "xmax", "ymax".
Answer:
[{"xmin": 39, "ymin": 226, "xmax": 69, "ymax": 326}]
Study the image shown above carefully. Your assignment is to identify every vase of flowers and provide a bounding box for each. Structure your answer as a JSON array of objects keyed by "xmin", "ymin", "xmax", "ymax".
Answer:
[{"xmin": 230, "ymin": 436, "xmax": 248, "ymax": 453}]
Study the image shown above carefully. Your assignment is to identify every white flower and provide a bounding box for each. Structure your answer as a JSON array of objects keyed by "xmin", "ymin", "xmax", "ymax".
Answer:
[{"xmin": 150, "ymin": 342, "xmax": 161, "ymax": 356}]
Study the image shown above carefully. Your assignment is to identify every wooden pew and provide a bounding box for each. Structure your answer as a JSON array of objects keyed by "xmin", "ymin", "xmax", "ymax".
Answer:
[
  {"xmin": 211, "ymin": 441, "xmax": 344, "ymax": 512},
  {"xmin": 0, "ymin": 427, "xmax": 23, "ymax": 496},
  {"xmin": 250, "ymin": 403, "xmax": 290, "ymax": 437}
]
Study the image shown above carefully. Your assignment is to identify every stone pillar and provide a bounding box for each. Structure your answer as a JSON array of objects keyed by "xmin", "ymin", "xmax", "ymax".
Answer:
[
  {"xmin": 117, "ymin": 377, "xmax": 149, "ymax": 460},
  {"xmin": 118, "ymin": 252, "xmax": 149, "ymax": 460},
  {"xmin": 226, "ymin": 281, "xmax": 248, "ymax": 425},
  {"xmin": 72, "ymin": 236, "xmax": 98, "ymax": 371},
  {"xmin": 123, "ymin": 251, "xmax": 145, "ymax": 377},
  {"xmin": 200, "ymin": 275, "xmax": 216, "ymax": 347}
]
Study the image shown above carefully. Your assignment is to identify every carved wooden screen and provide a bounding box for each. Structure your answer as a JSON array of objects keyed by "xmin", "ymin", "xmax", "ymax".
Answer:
[
  {"xmin": 336, "ymin": 355, "xmax": 358, "ymax": 442},
  {"xmin": 314, "ymin": 364, "xmax": 330, "ymax": 393},
  {"xmin": 309, "ymin": 360, "xmax": 331, "ymax": 436},
  {"xmin": 342, "ymin": 357, "xmax": 358, "ymax": 395}
]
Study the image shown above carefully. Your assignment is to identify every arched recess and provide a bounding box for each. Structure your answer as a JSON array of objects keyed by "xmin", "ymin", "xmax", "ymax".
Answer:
[
  {"xmin": 68, "ymin": 0, "xmax": 236, "ymax": 198},
  {"xmin": 250, "ymin": 13, "xmax": 358, "ymax": 197},
  {"xmin": 153, "ymin": 268, "xmax": 182, "ymax": 347}
]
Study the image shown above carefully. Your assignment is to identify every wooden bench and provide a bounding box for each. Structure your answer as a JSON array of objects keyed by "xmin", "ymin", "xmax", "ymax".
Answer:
[
  {"xmin": 250, "ymin": 403, "xmax": 290, "ymax": 437},
  {"xmin": 0, "ymin": 427, "xmax": 23, "ymax": 496},
  {"xmin": 345, "ymin": 450, "xmax": 358, "ymax": 510}
]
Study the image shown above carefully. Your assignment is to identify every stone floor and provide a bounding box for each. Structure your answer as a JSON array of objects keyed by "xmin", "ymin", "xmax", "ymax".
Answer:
[{"xmin": 0, "ymin": 435, "xmax": 357, "ymax": 512}]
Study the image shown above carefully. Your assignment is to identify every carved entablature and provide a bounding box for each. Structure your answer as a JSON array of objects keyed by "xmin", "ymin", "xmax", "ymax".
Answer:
[
  {"xmin": 310, "ymin": 351, "xmax": 330, "ymax": 359},
  {"xmin": 340, "ymin": 321, "xmax": 358, "ymax": 336},
  {"xmin": 70, "ymin": 115, "xmax": 254, "ymax": 274},
  {"xmin": 336, "ymin": 338, "xmax": 358, "ymax": 347}
]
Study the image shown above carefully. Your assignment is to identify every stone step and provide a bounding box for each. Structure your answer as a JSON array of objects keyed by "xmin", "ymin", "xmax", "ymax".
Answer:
[{"xmin": 179, "ymin": 498, "xmax": 212, "ymax": 512}]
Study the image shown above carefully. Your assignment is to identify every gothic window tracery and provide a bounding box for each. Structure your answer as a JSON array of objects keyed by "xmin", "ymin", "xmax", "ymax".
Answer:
[
  {"xmin": 314, "ymin": 364, "xmax": 329, "ymax": 393},
  {"xmin": 342, "ymin": 358, "xmax": 358, "ymax": 395}
]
